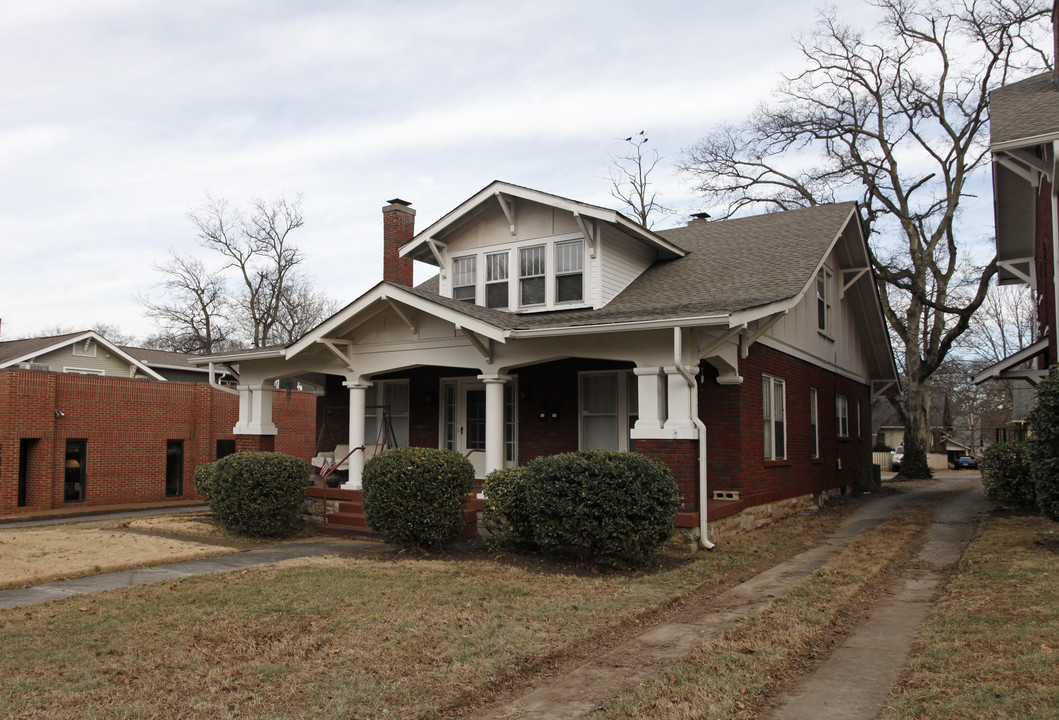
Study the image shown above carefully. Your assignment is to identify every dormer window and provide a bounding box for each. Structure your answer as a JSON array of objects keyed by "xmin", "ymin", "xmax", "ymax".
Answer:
[
  {"xmin": 555, "ymin": 240, "xmax": 584, "ymax": 303},
  {"xmin": 519, "ymin": 246, "xmax": 546, "ymax": 306},
  {"xmin": 453, "ymin": 256, "xmax": 476, "ymax": 303},
  {"xmin": 485, "ymin": 251, "xmax": 509, "ymax": 309}
]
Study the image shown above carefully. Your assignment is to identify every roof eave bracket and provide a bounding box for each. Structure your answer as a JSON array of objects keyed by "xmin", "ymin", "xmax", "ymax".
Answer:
[
  {"xmin": 572, "ymin": 212, "xmax": 598, "ymax": 259},
  {"xmin": 457, "ymin": 325, "xmax": 492, "ymax": 363},
  {"xmin": 318, "ymin": 338, "xmax": 355, "ymax": 372},
  {"xmin": 495, "ymin": 191, "xmax": 517, "ymax": 235},
  {"xmin": 382, "ymin": 297, "xmax": 418, "ymax": 335},
  {"xmin": 840, "ymin": 267, "xmax": 870, "ymax": 298}
]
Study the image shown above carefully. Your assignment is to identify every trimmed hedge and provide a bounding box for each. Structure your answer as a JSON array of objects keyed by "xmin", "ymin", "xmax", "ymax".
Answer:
[
  {"xmin": 519, "ymin": 450, "xmax": 679, "ymax": 569},
  {"xmin": 1028, "ymin": 371, "xmax": 1059, "ymax": 521},
  {"xmin": 361, "ymin": 447, "xmax": 474, "ymax": 549},
  {"xmin": 193, "ymin": 461, "xmax": 217, "ymax": 502},
  {"xmin": 981, "ymin": 442, "xmax": 1035, "ymax": 509},
  {"xmin": 481, "ymin": 467, "xmax": 534, "ymax": 550},
  {"xmin": 208, "ymin": 452, "xmax": 310, "ymax": 537}
]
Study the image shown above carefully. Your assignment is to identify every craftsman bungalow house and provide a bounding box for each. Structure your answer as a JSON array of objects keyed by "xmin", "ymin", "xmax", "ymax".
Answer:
[{"xmin": 203, "ymin": 181, "xmax": 896, "ymax": 545}]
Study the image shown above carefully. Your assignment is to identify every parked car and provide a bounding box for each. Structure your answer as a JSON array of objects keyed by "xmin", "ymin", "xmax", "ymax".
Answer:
[
  {"xmin": 953, "ymin": 455, "xmax": 979, "ymax": 470},
  {"xmin": 891, "ymin": 445, "xmax": 904, "ymax": 472}
]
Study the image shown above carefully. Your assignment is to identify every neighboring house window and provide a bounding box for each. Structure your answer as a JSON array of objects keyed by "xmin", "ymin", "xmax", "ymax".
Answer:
[
  {"xmin": 166, "ymin": 440, "xmax": 184, "ymax": 497},
  {"xmin": 485, "ymin": 251, "xmax": 509, "ymax": 309},
  {"xmin": 763, "ymin": 376, "xmax": 786, "ymax": 460},
  {"xmin": 555, "ymin": 239, "xmax": 584, "ymax": 303},
  {"xmin": 64, "ymin": 367, "xmax": 104, "ymax": 376},
  {"xmin": 520, "ymin": 245, "xmax": 546, "ymax": 306},
  {"xmin": 810, "ymin": 388, "xmax": 819, "ymax": 459},
  {"xmin": 72, "ymin": 340, "xmax": 96, "ymax": 357},
  {"xmin": 580, "ymin": 370, "xmax": 637, "ymax": 452},
  {"xmin": 452, "ymin": 256, "xmax": 476, "ymax": 303},
  {"xmin": 365, "ymin": 380, "xmax": 410, "ymax": 447},
  {"xmin": 836, "ymin": 394, "xmax": 849, "ymax": 438},
  {"xmin": 817, "ymin": 268, "xmax": 832, "ymax": 333},
  {"xmin": 64, "ymin": 439, "xmax": 87, "ymax": 503}
]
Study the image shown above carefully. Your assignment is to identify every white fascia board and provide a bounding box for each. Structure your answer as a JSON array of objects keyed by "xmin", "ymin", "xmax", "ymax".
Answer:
[
  {"xmin": 506, "ymin": 313, "xmax": 729, "ymax": 339},
  {"xmin": 286, "ymin": 285, "xmax": 507, "ymax": 360},
  {"xmin": 400, "ymin": 181, "xmax": 685, "ymax": 263},
  {"xmin": 728, "ymin": 298, "xmax": 801, "ymax": 328},
  {"xmin": 972, "ymin": 337, "xmax": 1049, "ymax": 384},
  {"xmin": 991, "ymin": 132, "xmax": 1059, "ymax": 153},
  {"xmin": 188, "ymin": 348, "xmax": 286, "ymax": 367},
  {"xmin": 3, "ymin": 331, "xmax": 97, "ymax": 368}
]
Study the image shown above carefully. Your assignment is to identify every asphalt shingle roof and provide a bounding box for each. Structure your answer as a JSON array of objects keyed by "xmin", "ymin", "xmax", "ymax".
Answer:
[
  {"xmin": 410, "ymin": 202, "xmax": 857, "ymax": 331},
  {"xmin": 990, "ymin": 71, "xmax": 1059, "ymax": 147},
  {"xmin": 0, "ymin": 332, "xmax": 88, "ymax": 366}
]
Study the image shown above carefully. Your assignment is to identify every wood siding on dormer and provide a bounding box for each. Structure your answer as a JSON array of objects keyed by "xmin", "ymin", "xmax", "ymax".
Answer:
[
  {"xmin": 23, "ymin": 344, "xmax": 143, "ymax": 378},
  {"xmin": 599, "ymin": 225, "xmax": 655, "ymax": 307},
  {"xmin": 764, "ymin": 244, "xmax": 873, "ymax": 382}
]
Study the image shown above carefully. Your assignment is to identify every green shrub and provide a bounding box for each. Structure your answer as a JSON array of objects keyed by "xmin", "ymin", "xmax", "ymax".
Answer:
[
  {"xmin": 361, "ymin": 447, "xmax": 474, "ymax": 549},
  {"xmin": 209, "ymin": 452, "xmax": 310, "ymax": 537},
  {"xmin": 193, "ymin": 462, "xmax": 217, "ymax": 502},
  {"xmin": 520, "ymin": 450, "xmax": 679, "ymax": 569},
  {"xmin": 481, "ymin": 467, "xmax": 535, "ymax": 550},
  {"xmin": 1028, "ymin": 371, "xmax": 1059, "ymax": 521},
  {"xmin": 981, "ymin": 442, "xmax": 1035, "ymax": 509}
]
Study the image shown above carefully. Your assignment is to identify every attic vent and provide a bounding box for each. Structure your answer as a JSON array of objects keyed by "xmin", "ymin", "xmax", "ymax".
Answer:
[
  {"xmin": 72, "ymin": 340, "xmax": 96, "ymax": 357},
  {"xmin": 690, "ymin": 212, "xmax": 712, "ymax": 222},
  {"xmin": 20, "ymin": 362, "xmax": 51, "ymax": 371}
]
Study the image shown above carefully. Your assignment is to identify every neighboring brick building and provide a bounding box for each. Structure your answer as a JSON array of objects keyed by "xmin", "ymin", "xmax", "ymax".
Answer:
[
  {"xmin": 203, "ymin": 182, "xmax": 897, "ymax": 548},
  {"xmin": 0, "ymin": 368, "xmax": 316, "ymax": 517}
]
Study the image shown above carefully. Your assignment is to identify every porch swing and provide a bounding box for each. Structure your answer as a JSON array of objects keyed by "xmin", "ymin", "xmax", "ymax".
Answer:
[{"xmin": 312, "ymin": 404, "xmax": 399, "ymax": 487}]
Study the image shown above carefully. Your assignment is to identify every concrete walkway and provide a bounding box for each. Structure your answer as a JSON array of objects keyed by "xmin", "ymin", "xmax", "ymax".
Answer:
[
  {"xmin": 471, "ymin": 477, "xmax": 985, "ymax": 720},
  {"xmin": 0, "ymin": 539, "xmax": 383, "ymax": 610}
]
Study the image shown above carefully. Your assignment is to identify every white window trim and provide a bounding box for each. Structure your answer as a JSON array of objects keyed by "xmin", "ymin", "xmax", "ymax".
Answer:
[
  {"xmin": 64, "ymin": 366, "xmax": 104, "ymax": 376},
  {"xmin": 763, "ymin": 375, "xmax": 787, "ymax": 461},
  {"xmin": 810, "ymin": 387, "xmax": 819, "ymax": 459},
  {"xmin": 836, "ymin": 394, "xmax": 849, "ymax": 438},
  {"xmin": 452, "ymin": 255, "xmax": 477, "ymax": 303},
  {"xmin": 578, "ymin": 369, "xmax": 637, "ymax": 452},
  {"xmin": 817, "ymin": 267, "xmax": 833, "ymax": 335},
  {"xmin": 444, "ymin": 231, "xmax": 590, "ymax": 313}
]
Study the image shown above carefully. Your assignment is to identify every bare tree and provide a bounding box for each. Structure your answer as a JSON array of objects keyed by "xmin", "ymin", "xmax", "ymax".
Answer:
[
  {"xmin": 960, "ymin": 282, "xmax": 1036, "ymax": 366},
  {"xmin": 136, "ymin": 252, "xmax": 230, "ymax": 354},
  {"xmin": 27, "ymin": 323, "xmax": 138, "ymax": 345},
  {"xmin": 680, "ymin": 0, "xmax": 1050, "ymax": 478},
  {"xmin": 609, "ymin": 131, "xmax": 672, "ymax": 228}
]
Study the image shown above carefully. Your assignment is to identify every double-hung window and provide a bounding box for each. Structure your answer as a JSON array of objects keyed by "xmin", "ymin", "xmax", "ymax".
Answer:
[
  {"xmin": 452, "ymin": 256, "xmax": 476, "ymax": 303},
  {"xmin": 810, "ymin": 388, "xmax": 819, "ymax": 458},
  {"xmin": 817, "ymin": 268, "xmax": 832, "ymax": 333},
  {"xmin": 763, "ymin": 376, "xmax": 786, "ymax": 460},
  {"xmin": 555, "ymin": 240, "xmax": 584, "ymax": 303},
  {"xmin": 836, "ymin": 394, "xmax": 849, "ymax": 438},
  {"xmin": 519, "ymin": 245, "xmax": 546, "ymax": 306},
  {"xmin": 485, "ymin": 251, "xmax": 509, "ymax": 309},
  {"xmin": 580, "ymin": 370, "xmax": 637, "ymax": 452}
]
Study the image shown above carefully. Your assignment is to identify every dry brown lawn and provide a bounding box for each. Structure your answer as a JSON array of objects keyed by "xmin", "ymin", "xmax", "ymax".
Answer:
[{"xmin": 0, "ymin": 513, "xmax": 243, "ymax": 590}]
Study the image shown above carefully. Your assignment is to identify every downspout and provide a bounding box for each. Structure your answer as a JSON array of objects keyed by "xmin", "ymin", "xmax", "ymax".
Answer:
[
  {"xmin": 1051, "ymin": 140, "xmax": 1059, "ymax": 362},
  {"xmin": 208, "ymin": 362, "xmax": 239, "ymax": 396},
  {"xmin": 674, "ymin": 327, "xmax": 715, "ymax": 550}
]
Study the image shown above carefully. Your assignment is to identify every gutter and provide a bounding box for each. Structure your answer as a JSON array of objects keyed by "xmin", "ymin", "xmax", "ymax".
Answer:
[
  {"xmin": 673, "ymin": 327, "xmax": 715, "ymax": 550},
  {"xmin": 208, "ymin": 363, "xmax": 239, "ymax": 396},
  {"xmin": 506, "ymin": 313, "xmax": 730, "ymax": 339}
]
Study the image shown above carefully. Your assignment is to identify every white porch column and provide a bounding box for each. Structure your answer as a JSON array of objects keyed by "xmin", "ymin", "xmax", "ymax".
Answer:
[
  {"xmin": 633, "ymin": 367, "xmax": 666, "ymax": 433},
  {"xmin": 479, "ymin": 374, "xmax": 510, "ymax": 476},
  {"xmin": 343, "ymin": 381, "xmax": 371, "ymax": 490},
  {"xmin": 234, "ymin": 383, "xmax": 278, "ymax": 435},
  {"xmin": 663, "ymin": 366, "xmax": 697, "ymax": 437}
]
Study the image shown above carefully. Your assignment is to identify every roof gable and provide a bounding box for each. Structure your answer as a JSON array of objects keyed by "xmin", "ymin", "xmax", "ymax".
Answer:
[{"xmin": 0, "ymin": 331, "xmax": 167, "ymax": 380}]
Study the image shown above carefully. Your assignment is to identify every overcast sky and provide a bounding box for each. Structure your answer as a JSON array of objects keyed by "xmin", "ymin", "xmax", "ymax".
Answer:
[{"xmin": 0, "ymin": 0, "xmax": 992, "ymax": 342}]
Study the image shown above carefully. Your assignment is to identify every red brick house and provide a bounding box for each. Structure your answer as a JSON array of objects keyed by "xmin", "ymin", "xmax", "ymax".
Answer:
[
  {"xmin": 204, "ymin": 181, "xmax": 897, "ymax": 546},
  {"xmin": 0, "ymin": 332, "xmax": 316, "ymax": 517}
]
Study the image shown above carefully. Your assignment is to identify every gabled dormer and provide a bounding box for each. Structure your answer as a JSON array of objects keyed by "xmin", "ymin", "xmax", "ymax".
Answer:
[{"xmin": 398, "ymin": 181, "xmax": 685, "ymax": 313}]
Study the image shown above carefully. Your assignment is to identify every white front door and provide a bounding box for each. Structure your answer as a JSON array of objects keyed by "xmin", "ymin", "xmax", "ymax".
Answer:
[{"xmin": 441, "ymin": 378, "xmax": 515, "ymax": 478}]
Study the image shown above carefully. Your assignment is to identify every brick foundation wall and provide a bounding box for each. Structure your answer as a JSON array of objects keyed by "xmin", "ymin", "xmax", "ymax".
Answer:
[{"xmin": 0, "ymin": 370, "xmax": 316, "ymax": 517}]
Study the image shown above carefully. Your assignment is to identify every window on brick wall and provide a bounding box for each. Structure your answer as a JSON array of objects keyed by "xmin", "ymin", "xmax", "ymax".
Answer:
[
  {"xmin": 365, "ymin": 380, "xmax": 410, "ymax": 447},
  {"xmin": 580, "ymin": 370, "xmax": 637, "ymax": 452},
  {"xmin": 836, "ymin": 394, "xmax": 849, "ymax": 438},
  {"xmin": 166, "ymin": 440, "xmax": 184, "ymax": 497},
  {"xmin": 64, "ymin": 439, "xmax": 86, "ymax": 503},
  {"xmin": 810, "ymin": 388, "xmax": 819, "ymax": 458},
  {"xmin": 216, "ymin": 439, "xmax": 236, "ymax": 459},
  {"xmin": 763, "ymin": 375, "xmax": 786, "ymax": 460}
]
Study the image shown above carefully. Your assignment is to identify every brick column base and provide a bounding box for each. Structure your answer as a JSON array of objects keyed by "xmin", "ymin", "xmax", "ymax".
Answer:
[
  {"xmin": 635, "ymin": 439, "xmax": 699, "ymax": 512},
  {"xmin": 235, "ymin": 435, "xmax": 276, "ymax": 453}
]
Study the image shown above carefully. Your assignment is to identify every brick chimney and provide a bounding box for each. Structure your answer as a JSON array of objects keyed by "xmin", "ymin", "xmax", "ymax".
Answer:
[{"xmin": 382, "ymin": 198, "xmax": 415, "ymax": 287}]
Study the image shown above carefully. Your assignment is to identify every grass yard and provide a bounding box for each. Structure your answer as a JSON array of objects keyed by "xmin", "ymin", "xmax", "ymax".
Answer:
[
  {"xmin": 587, "ymin": 509, "xmax": 934, "ymax": 719},
  {"xmin": 0, "ymin": 503, "xmax": 854, "ymax": 720},
  {"xmin": 878, "ymin": 512, "xmax": 1059, "ymax": 720}
]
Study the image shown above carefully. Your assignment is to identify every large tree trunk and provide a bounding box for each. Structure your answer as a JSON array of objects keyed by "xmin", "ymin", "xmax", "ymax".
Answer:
[{"xmin": 900, "ymin": 374, "xmax": 934, "ymax": 479}]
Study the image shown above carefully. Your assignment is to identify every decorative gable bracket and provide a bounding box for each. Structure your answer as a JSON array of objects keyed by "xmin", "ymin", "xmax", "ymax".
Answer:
[
  {"xmin": 572, "ymin": 212, "xmax": 599, "ymax": 259},
  {"xmin": 456, "ymin": 325, "xmax": 492, "ymax": 364},
  {"xmin": 495, "ymin": 192, "xmax": 517, "ymax": 235},
  {"xmin": 318, "ymin": 338, "xmax": 355, "ymax": 372},
  {"xmin": 840, "ymin": 267, "xmax": 870, "ymax": 298}
]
